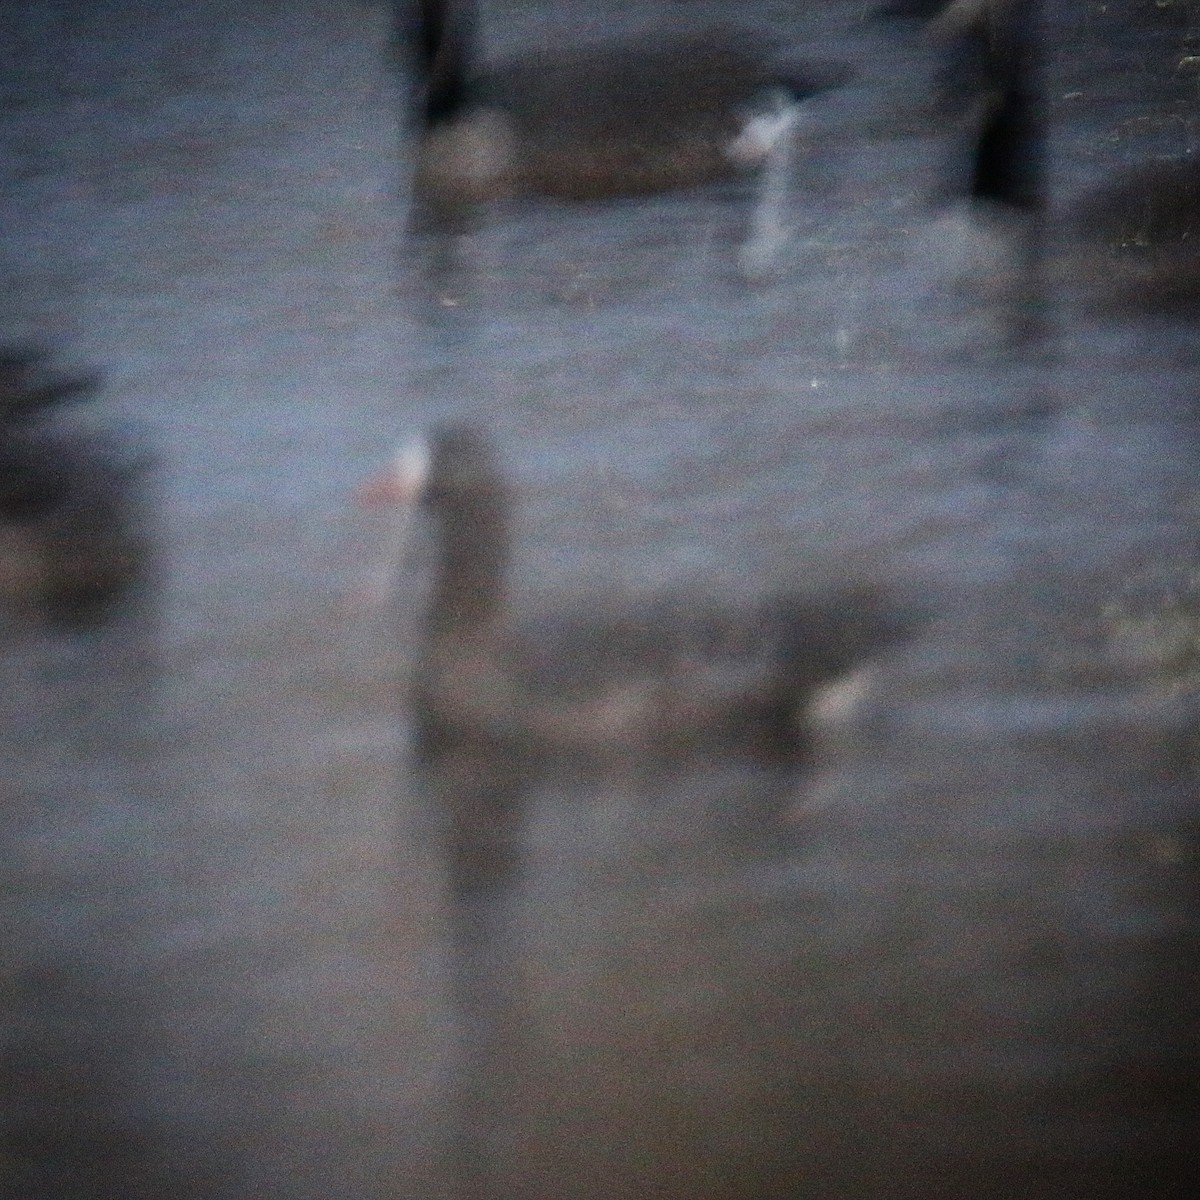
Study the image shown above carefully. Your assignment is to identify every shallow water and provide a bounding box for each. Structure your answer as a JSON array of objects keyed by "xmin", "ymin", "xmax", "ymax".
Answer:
[{"xmin": 2, "ymin": 2, "xmax": 1198, "ymax": 1198}]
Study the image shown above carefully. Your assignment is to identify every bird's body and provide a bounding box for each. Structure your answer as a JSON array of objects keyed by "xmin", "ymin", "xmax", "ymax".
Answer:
[
  {"xmin": 416, "ymin": 588, "xmax": 895, "ymax": 765},
  {"xmin": 0, "ymin": 351, "xmax": 147, "ymax": 624},
  {"xmin": 363, "ymin": 425, "xmax": 918, "ymax": 769},
  {"xmin": 360, "ymin": 423, "xmax": 920, "ymax": 892},
  {"xmin": 414, "ymin": 35, "xmax": 804, "ymax": 203},
  {"xmin": 402, "ymin": 2, "xmax": 848, "ymax": 207}
]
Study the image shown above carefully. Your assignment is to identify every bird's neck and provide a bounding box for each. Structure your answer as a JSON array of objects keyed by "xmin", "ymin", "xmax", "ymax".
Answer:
[
  {"xmin": 429, "ymin": 488, "xmax": 510, "ymax": 638},
  {"xmin": 420, "ymin": 0, "xmax": 475, "ymax": 126}
]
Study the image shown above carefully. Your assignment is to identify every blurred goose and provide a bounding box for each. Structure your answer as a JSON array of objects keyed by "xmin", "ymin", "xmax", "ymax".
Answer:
[
  {"xmin": 918, "ymin": 0, "xmax": 1041, "ymax": 213},
  {"xmin": 360, "ymin": 423, "xmax": 920, "ymax": 767},
  {"xmin": 1, "ymin": 352, "xmax": 147, "ymax": 625},
  {"xmin": 914, "ymin": 0, "xmax": 1043, "ymax": 337},
  {"xmin": 401, "ymin": 0, "xmax": 850, "ymax": 207},
  {"xmin": 939, "ymin": 4, "xmax": 1200, "ymax": 319},
  {"xmin": 874, "ymin": 0, "xmax": 1038, "ymax": 197},
  {"xmin": 964, "ymin": 11, "xmax": 1041, "ymax": 217}
]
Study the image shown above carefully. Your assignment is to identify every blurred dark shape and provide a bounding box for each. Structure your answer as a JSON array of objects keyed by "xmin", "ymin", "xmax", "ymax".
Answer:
[
  {"xmin": 363, "ymin": 421, "xmax": 927, "ymax": 1200},
  {"xmin": 1072, "ymin": 160, "xmax": 1200, "ymax": 315},
  {"xmin": 363, "ymin": 423, "xmax": 923, "ymax": 895},
  {"xmin": 966, "ymin": 56, "xmax": 1041, "ymax": 213},
  {"xmin": 925, "ymin": 0, "xmax": 1043, "ymax": 213},
  {"xmin": 0, "ymin": 347, "xmax": 102, "ymax": 421},
  {"xmin": 395, "ymin": 0, "xmax": 851, "ymax": 209},
  {"xmin": 873, "ymin": 0, "xmax": 957, "ymax": 19},
  {"xmin": 919, "ymin": 0, "xmax": 1044, "ymax": 346},
  {"xmin": 1, "ymin": 350, "xmax": 151, "ymax": 627},
  {"xmin": 926, "ymin": 0, "xmax": 1022, "ymax": 40}
]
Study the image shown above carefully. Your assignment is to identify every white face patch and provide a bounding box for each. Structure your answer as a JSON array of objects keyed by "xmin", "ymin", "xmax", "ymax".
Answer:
[
  {"xmin": 807, "ymin": 664, "xmax": 876, "ymax": 730},
  {"xmin": 726, "ymin": 92, "xmax": 804, "ymax": 166},
  {"xmin": 394, "ymin": 435, "xmax": 432, "ymax": 499},
  {"xmin": 345, "ymin": 435, "xmax": 432, "ymax": 612},
  {"xmin": 733, "ymin": 91, "xmax": 806, "ymax": 279}
]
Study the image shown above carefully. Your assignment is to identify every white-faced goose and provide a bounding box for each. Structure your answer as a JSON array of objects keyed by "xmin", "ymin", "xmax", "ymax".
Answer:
[
  {"xmin": 400, "ymin": 0, "xmax": 850, "ymax": 208},
  {"xmin": 1, "ymin": 352, "xmax": 147, "ymax": 625},
  {"xmin": 360, "ymin": 423, "xmax": 922, "ymax": 770}
]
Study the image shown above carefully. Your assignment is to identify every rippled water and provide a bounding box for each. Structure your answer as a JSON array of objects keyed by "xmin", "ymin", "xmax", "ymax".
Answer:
[{"xmin": 3, "ymin": 2, "xmax": 1198, "ymax": 1197}]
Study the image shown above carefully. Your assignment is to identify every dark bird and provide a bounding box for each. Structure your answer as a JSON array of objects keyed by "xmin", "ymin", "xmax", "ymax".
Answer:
[
  {"xmin": 1, "ymin": 352, "xmax": 148, "ymax": 625},
  {"xmin": 873, "ymin": 1, "xmax": 1041, "ymax": 213},
  {"xmin": 921, "ymin": 9, "xmax": 1200, "ymax": 324},
  {"xmin": 918, "ymin": 0, "xmax": 1043, "ymax": 213},
  {"xmin": 360, "ymin": 423, "xmax": 920, "ymax": 767},
  {"xmin": 358, "ymin": 424, "xmax": 921, "ymax": 892},
  {"xmin": 398, "ymin": 0, "xmax": 850, "ymax": 207},
  {"xmin": 915, "ymin": 0, "xmax": 1043, "ymax": 343}
]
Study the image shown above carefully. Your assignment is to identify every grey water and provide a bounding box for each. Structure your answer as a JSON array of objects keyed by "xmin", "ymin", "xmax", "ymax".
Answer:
[{"xmin": 2, "ymin": 2, "xmax": 1197, "ymax": 1198}]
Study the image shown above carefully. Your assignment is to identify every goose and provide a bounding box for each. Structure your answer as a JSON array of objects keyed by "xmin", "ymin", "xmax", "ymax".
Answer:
[
  {"xmin": 359, "ymin": 423, "xmax": 921, "ymax": 768},
  {"xmin": 916, "ymin": 0, "xmax": 1043, "ymax": 331},
  {"xmin": 400, "ymin": 0, "xmax": 851, "ymax": 207},
  {"xmin": 1, "ymin": 352, "xmax": 147, "ymax": 624},
  {"xmin": 358, "ymin": 424, "xmax": 922, "ymax": 893},
  {"xmin": 963, "ymin": 19, "xmax": 1042, "ymax": 216},
  {"xmin": 916, "ymin": 0, "xmax": 1042, "ymax": 213},
  {"xmin": 874, "ymin": 0, "xmax": 1039, "ymax": 203},
  {"xmin": 945, "ymin": 8, "xmax": 1200, "ymax": 322}
]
